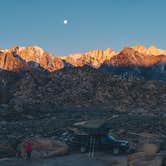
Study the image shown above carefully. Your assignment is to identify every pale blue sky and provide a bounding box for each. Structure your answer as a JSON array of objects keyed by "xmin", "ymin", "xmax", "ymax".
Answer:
[{"xmin": 0, "ymin": 0, "xmax": 166, "ymax": 55}]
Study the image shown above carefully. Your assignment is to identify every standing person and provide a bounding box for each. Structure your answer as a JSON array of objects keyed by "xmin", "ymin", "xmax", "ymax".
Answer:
[{"xmin": 25, "ymin": 141, "xmax": 32, "ymax": 160}]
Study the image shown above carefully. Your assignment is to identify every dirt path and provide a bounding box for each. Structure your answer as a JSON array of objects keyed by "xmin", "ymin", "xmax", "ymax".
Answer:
[{"xmin": 0, "ymin": 153, "xmax": 128, "ymax": 166}]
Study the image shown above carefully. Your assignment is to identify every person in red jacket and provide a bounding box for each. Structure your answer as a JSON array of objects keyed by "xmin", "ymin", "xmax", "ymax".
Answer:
[{"xmin": 25, "ymin": 141, "xmax": 32, "ymax": 160}]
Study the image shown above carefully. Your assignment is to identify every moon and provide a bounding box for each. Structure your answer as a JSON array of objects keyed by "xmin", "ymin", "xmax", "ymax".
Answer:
[{"xmin": 64, "ymin": 19, "xmax": 68, "ymax": 25}]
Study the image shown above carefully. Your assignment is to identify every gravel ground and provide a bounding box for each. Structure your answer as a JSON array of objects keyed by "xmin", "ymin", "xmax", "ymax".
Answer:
[{"xmin": 0, "ymin": 153, "xmax": 128, "ymax": 166}]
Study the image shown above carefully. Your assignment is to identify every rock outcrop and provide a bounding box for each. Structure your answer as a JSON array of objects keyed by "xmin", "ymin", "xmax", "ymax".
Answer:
[
  {"xmin": 0, "ymin": 51, "xmax": 30, "ymax": 71},
  {"xmin": 133, "ymin": 45, "xmax": 166, "ymax": 55},
  {"xmin": 1, "ymin": 46, "xmax": 64, "ymax": 72},
  {"xmin": 109, "ymin": 47, "xmax": 166, "ymax": 66},
  {"xmin": 62, "ymin": 48, "xmax": 117, "ymax": 68}
]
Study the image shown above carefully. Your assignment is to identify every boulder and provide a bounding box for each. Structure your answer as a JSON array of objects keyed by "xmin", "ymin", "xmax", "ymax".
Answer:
[
  {"xmin": 18, "ymin": 137, "xmax": 69, "ymax": 159},
  {"xmin": 138, "ymin": 143, "xmax": 160, "ymax": 154},
  {"xmin": 129, "ymin": 156, "xmax": 163, "ymax": 166},
  {"xmin": 128, "ymin": 152, "xmax": 153, "ymax": 162},
  {"xmin": 0, "ymin": 144, "xmax": 15, "ymax": 158},
  {"xmin": 128, "ymin": 151, "xmax": 164, "ymax": 166}
]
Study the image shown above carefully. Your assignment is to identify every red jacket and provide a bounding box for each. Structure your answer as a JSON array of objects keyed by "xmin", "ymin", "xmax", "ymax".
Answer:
[{"xmin": 25, "ymin": 142, "xmax": 32, "ymax": 151}]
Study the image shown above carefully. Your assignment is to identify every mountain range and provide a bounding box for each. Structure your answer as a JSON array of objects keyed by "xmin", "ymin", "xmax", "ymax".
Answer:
[{"xmin": 0, "ymin": 45, "xmax": 166, "ymax": 81}]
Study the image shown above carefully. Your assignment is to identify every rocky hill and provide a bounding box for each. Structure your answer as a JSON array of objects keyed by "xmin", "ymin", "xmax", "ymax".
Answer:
[{"xmin": 0, "ymin": 66, "xmax": 165, "ymax": 117}]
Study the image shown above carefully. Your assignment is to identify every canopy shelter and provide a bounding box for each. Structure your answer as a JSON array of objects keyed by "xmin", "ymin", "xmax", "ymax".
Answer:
[{"xmin": 73, "ymin": 119, "xmax": 109, "ymax": 136}]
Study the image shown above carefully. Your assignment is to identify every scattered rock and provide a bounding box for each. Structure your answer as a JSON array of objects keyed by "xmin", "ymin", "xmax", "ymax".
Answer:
[{"xmin": 138, "ymin": 143, "xmax": 160, "ymax": 154}]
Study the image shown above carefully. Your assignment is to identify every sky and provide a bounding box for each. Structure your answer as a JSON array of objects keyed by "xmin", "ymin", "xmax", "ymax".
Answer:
[{"xmin": 0, "ymin": 0, "xmax": 166, "ymax": 55}]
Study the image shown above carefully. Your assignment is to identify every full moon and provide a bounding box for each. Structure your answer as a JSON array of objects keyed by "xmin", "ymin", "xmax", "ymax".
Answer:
[{"xmin": 64, "ymin": 20, "xmax": 68, "ymax": 25}]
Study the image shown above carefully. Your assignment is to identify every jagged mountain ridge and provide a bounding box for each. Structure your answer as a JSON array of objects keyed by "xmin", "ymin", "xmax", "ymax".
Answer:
[{"xmin": 0, "ymin": 45, "xmax": 166, "ymax": 81}]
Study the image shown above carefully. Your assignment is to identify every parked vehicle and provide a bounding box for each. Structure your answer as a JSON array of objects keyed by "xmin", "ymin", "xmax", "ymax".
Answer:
[{"xmin": 70, "ymin": 120, "xmax": 129, "ymax": 155}]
